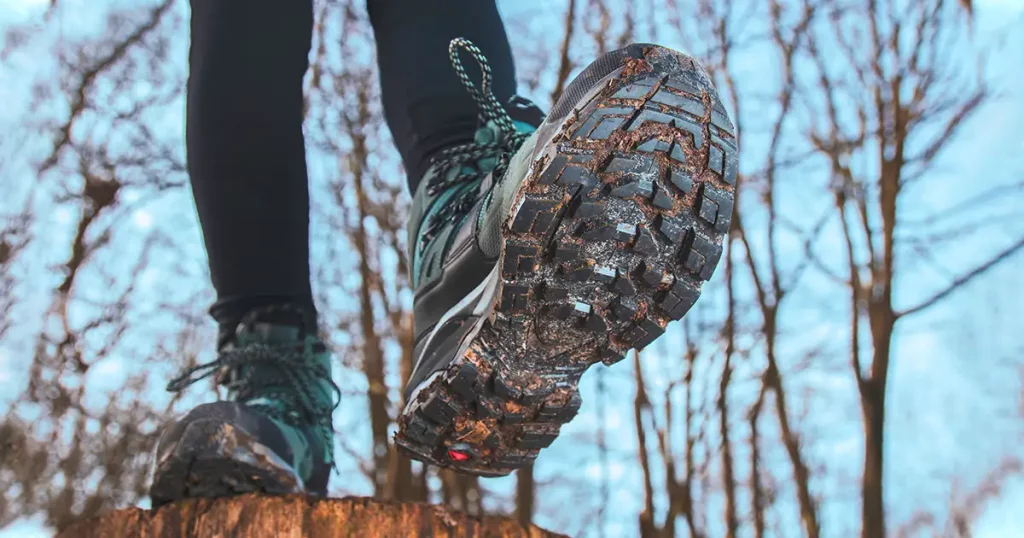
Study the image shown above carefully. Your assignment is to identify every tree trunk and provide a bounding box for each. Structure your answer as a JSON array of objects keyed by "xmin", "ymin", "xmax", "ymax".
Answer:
[
  {"xmin": 633, "ymin": 353, "xmax": 658, "ymax": 537},
  {"xmin": 351, "ymin": 137, "xmax": 391, "ymax": 496},
  {"xmin": 440, "ymin": 469, "xmax": 480, "ymax": 515},
  {"xmin": 516, "ymin": 462, "xmax": 536, "ymax": 528},
  {"xmin": 387, "ymin": 311, "xmax": 425, "ymax": 502},
  {"xmin": 718, "ymin": 356, "xmax": 739, "ymax": 538},
  {"xmin": 750, "ymin": 387, "xmax": 767, "ymax": 538},
  {"xmin": 861, "ymin": 319, "xmax": 894, "ymax": 538},
  {"xmin": 760, "ymin": 307, "xmax": 819, "ymax": 538},
  {"xmin": 860, "ymin": 378, "xmax": 886, "ymax": 538}
]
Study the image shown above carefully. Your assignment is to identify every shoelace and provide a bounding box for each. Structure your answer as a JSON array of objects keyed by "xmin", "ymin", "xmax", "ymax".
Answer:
[
  {"xmin": 420, "ymin": 38, "xmax": 533, "ymax": 246},
  {"xmin": 166, "ymin": 310, "xmax": 341, "ymax": 463}
]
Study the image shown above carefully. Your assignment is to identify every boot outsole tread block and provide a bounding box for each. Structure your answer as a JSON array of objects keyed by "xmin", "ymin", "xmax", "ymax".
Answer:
[
  {"xmin": 397, "ymin": 46, "xmax": 736, "ymax": 476},
  {"xmin": 149, "ymin": 419, "xmax": 303, "ymax": 507}
]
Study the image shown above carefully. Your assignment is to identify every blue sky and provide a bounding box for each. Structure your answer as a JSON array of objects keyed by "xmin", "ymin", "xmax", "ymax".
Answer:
[{"xmin": 1, "ymin": 0, "xmax": 1023, "ymax": 537}]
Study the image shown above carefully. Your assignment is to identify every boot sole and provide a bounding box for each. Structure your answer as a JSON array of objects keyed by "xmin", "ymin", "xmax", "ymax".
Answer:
[
  {"xmin": 149, "ymin": 419, "xmax": 304, "ymax": 506},
  {"xmin": 396, "ymin": 46, "xmax": 737, "ymax": 476}
]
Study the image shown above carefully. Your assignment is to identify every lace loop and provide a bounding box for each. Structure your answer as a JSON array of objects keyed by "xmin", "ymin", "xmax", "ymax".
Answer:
[{"xmin": 447, "ymin": 38, "xmax": 518, "ymax": 139}]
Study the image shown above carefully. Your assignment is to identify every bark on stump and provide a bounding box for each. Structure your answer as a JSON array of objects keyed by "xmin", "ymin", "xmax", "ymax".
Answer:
[{"xmin": 56, "ymin": 494, "xmax": 565, "ymax": 538}]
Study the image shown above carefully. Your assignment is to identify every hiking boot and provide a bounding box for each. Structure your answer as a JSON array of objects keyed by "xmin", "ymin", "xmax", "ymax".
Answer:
[
  {"xmin": 397, "ymin": 39, "xmax": 736, "ymax": 476},
  {"xmin": 149, "ymin": 306, "xmax": 339, "ymax": 506}
]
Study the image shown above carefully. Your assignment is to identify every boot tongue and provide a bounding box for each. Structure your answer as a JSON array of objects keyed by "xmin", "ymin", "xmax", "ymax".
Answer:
[
  {"xmin": 229, "ymin": 305, "xmax": 312, "ymax": 348},
  {"xmin": 419, "ymin": 119, "xmax": 539, "ymax": 205},
  {"xmin": 471, "ymin": 120, "xmax": 538, "ymax": 179},
  {"xmin": 226, "ymin": 321, "xmax": 308, "ymax": 398},
  {"xmin": 235, "ymin": 322, "xmax": 303, "ymax": 347},
  {"xmin": 473, "ymin": 119, "xmax": 538, "ymax": 146},
  {"xmin": 471, "ymin": 122, "xmax": 501, "ymax": 173},
  {"xmin": 223, "ymin": 311, "xmax": 334, "ymax": 423},
  {"xmin": 407, "ymin": 118, "xmax": 541, "ymax": 285}
]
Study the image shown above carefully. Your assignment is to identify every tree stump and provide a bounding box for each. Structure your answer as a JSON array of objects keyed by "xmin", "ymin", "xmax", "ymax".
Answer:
[{"xmin": 55, "ymin": 494, "xmax": 566, "ymax": 538}]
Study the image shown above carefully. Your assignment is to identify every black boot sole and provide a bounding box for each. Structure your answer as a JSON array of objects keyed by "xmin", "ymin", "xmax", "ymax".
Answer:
[
  {"xmin": 149, "ymin": 419, "xmax": 304, "ymax": 507},
  {"xmin": 396, "ymin": 45, "xmax": 737, "ymax": 476}
]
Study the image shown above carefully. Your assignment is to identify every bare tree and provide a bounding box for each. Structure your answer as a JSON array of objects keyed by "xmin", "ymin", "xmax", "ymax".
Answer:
[
  {"xmin": 804, "ymin": 1, "xmax": 1022, "ymax": 536},
  {"xmin": 3, "ymin": 0, "xmax": 1022, "ymax": 536},
  {"xmin": 677, "ymin": 0, "xmax": 825, "ymax": 535},
  {"xmin": 0, "ymin": 1, "xmax": 194, "ymax": 529},
  {"xmin": 733, "ymin": 2, "xmax": 823, "ymax": 535}
]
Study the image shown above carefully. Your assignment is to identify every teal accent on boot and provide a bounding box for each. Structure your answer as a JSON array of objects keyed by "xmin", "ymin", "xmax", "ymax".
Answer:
[
  {"xmin": 408, "ymin": 119, "xmax": 538, "ymax": 288},
  {"xmin": 159, "ymin": 312, "xmax": 340, "ymax": 499},
  {"xmin": 227, "ymin": 323, "xmax": 337, "ymax": 477}
]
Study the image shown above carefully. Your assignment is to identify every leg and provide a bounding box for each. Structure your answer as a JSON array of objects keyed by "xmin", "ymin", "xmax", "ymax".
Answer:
[
  {"xmin": 187, "ymin": 0, "xmax": 317, "ymax": 334},
  {"xmin": 368, "ymin": 0, "xmax": 519, "ymax": 190},
  {"xmin": 151, "ymin": 0, "xmax": 337, "ymax": 504}
]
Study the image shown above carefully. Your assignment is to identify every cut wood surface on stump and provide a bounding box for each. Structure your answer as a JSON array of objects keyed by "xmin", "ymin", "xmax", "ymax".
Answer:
[{"xmin": 55, "ymin": 494, "xmax": 566, "ymax": 538}]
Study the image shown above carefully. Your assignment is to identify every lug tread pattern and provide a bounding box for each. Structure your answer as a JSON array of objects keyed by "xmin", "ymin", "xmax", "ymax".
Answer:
[{"xmin": 397, "ymin": 46, "xmax": 736, "ymax": 477}]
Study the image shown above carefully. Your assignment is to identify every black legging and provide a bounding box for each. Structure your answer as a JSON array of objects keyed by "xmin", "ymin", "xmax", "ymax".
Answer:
[{"xmin": 186, "ymin": 0, "xmax": 517, "ymax": 331}]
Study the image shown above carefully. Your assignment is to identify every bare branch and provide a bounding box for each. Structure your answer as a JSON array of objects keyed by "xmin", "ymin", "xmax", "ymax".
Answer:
[
  {"xmin": 632, "ymin": 352, "xmax": 657, "ymax": 537},
  {"xmin": 40, "ymin": 0, "xmax": 175, "ymax": 174},
  {"xmin": 897, "ymin": 235, "xmax": 1024, "ymax": 318},
  {"xmin": 550, "ymin": 0, "xmax": 578, "ymax": 105}
]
